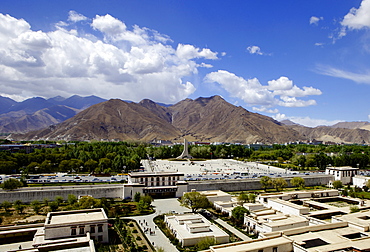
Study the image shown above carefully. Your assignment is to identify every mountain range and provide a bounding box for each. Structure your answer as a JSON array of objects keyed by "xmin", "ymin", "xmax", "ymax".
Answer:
[
  {"xmin": 6, "ymin": 95, "xmax": 370, "ymax": 144},
  {"xmin": 0, "ymin": 95, "xmax": 106, "ymax": 133}
]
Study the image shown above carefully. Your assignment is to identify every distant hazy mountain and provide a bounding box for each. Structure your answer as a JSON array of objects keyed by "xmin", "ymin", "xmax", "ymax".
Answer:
[
  {"xmin": 0, "ymin": 95, "xmax": 106, "ymax": 133},
  {"xmin": 280, "ymin": 119, "xmax": 301, "ymax": 126},
  {"xmin": 0, "ymin": 96, "xmax": 17, "ymax": 114},
  {"xmin": 330, "ymin": 121, "xmax": 370, "ymax": 130},
  {"xmin": 48, "ymin": 95, "xmax": 106, "ymax": 109}
]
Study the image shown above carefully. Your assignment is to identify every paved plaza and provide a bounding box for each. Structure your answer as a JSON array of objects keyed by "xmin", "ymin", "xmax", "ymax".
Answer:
[{"xmin": 146, "ymin": 159, "xmax": 291, "ymax": 175}]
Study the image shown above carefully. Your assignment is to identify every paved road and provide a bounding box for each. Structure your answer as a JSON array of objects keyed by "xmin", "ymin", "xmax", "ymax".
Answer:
[
  {"xmin": 125, "ymin": 198, "xmax": 190, "ymax": 252},
  {"xmin": 214, "ymin": 218, "xmax": 251, "ymax": 241}
]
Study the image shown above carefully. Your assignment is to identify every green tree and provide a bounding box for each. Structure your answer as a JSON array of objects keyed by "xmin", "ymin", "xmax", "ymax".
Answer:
[
  {"xmin": 231, "ymin": 206, "xmax": 249, "ymax": 226},
  {"xmin": 1, "ymin": 201, "xmax": 12, "ymax": 212},
  {"xmin": 248, "ymin": 193, "xmax": 256, "ymax": 203},
  {"xmin": 260, "ymin": 176, "xmax": 272, "ymax": 191},
  {"xmin": 15, "ymin": 204, "xmax": 25, "ymax": 214},
  {"xmin": 78, "ymin": 196, "xmax": 101, "ymax": 209},
  {"xmin": 180, "ymin": 191, "xmax": 211, "ymax": 213},
  {"xmin": 49, "ymin": 201, "xmax": 59, "ymax": 212},
  {"xmin": 31, "ymin": 200, "xmax": 41, "ymax": 214},
  {"xmin": 291, "ymin": 177, "xmax": 305, "ymax": 189},
  {"xmin": 84, "ymin": 159, "xmax": 98, "ymax": 173},
  {"xmin": 1, "ymin": 178, "xmax": 23, "ymax": 190},
  {"xmin": 134, "ymin": 192, "xmax": 141, "ymax": 202},
  {"xmin": 55, "ymin": 196, "xmax": 64, "ymax": 205},
  {"xmin": 67, "ymin": 194, "xmax": 77, "ymax": 205},
  {"xmin": 272, "ymin": 178, "xmax": 288, "ymax": 192},
  {"xmin": 332, "ymin": 180, "xmax": 343, "ymax": 189},
  {"xmin": 238, "ymin": 192, "xmax": 249, "ymax": 205}
]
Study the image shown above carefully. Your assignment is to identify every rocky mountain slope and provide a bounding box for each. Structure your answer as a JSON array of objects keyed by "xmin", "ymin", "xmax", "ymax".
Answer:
[
  {"xmin": 12, "ymin": 96, "xmax": 301, "ymax": 143},
  {"xmin": 8, "ymin": 95, "xmax": 370, "ymax": 144}
]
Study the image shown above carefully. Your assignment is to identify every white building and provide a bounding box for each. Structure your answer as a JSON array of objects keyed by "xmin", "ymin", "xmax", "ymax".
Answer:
[
  {"xmin": 165, "ymin": 213, "xmax": 229, "ymax": 247},
  {"xmin": 200, "ymin": 190, "xmax": 233, "ymax": 203},
  {"xmin": 245, "ymin": 207, "xmax": 309, "ymax": 235},
  {"xmin": 123, "ymin": 172, "xmax": 188, "ymax": 199},
  {"xmin": 353, "ymin": 175, "xmax": 370, "ymax": 188},
  {"xmin": 33, "ymin": 208, "xmax": 109, "ymax": 246},
  {"xmin": 326, "ymin": 166, "xmax": 359, "ymax": 185}
]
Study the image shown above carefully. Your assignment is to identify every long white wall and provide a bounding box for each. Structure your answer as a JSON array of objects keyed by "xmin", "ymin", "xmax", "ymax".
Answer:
[{"xmin": 0, "ymin": 184, "xmax": 123, "ymax": 203}]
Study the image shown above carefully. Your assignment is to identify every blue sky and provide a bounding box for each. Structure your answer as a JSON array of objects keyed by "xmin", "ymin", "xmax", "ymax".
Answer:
[{"xmin": 0, "ymin": 0, "xmax": 369, "ymax": 127}]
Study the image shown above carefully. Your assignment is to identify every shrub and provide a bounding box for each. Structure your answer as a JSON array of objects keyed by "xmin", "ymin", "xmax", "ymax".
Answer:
[{"xmin": 350, "ymin": 205, "xmax": 360, "ymax": 213}]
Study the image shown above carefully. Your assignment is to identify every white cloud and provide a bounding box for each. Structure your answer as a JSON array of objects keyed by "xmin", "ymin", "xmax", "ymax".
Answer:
[
  {"xmin": 310, "ymin": 16, "xmax": 323, "ymax": 25},
  {"xmin": 68, "ymin": 11, "xmax": 88, "ymax": 23},
  {"xmin": 176, "ymin": 44, "xmax": 218, "ymax": 60},
  {"xmin": 342, "ymin": 0, "xmax": 370, "ymax": 30},
  {"xmin": 92, "ymin": 14, "xmax": 127, "ymax": 37},
  {"xmin": 274, "ymin": 113, "xmax": 343, "ymax": 127},
  {"xmin": 253, "ymin": 106, "xmax": 279, "ymax": 114},
  {"xmin": 247, "ymin": 45, "xmax": 263, "ymax": 55},
  {"xmin": 339, "ymin": 0, "xmax": 370, "ymax": 38},
  {"xmin": 204, "ymin": 70, "xmax": 322, "ymax": 109},
  {"xmin": 317, "ymin": 65, "xmax": 370, "ymax": 84},
  {"xmin": 0, "ymin": 12, "xmax": 218, "ymax": 104}
]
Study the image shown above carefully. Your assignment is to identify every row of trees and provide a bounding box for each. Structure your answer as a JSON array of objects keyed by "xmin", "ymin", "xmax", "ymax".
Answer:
[{"xmin": 1, "ymin": 140, "xmax": 370, "ymax": 175}]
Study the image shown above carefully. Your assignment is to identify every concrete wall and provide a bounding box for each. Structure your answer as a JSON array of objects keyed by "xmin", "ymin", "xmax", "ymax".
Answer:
[
  {"xmin": 188, "ymin": 175, "xmax": 333, "ymax": 192},
  {"xmin": 0, "ymin": 174, "xmax": 333, "ymax": 203},
  {"xmin": 0, "ymin": 184, "xmax": 123, "ymax": 203}
]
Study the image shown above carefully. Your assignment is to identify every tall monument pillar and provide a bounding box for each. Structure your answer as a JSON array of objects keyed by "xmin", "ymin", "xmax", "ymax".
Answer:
[{"xmin": 177, "ymin": 139, "xmax": 193, "ymax": 159}]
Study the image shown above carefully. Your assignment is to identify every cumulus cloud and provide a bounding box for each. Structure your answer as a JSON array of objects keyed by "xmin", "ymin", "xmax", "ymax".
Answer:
[
  {"xmin": 0, "ymin": 12, "xmax": 218, "ymax": 103},
  {"xmin": 342, "ymin": 0, "xmax": 370, "ymax": 30},
  {"xmin": 310, "ymin": 16, "xmax": 323, "ymax": 25},
  {"xmin": 274, "ymin": 113, "xmax": 343, "ymax": 128},
  {"xmin": 340, "ymin": 0, "xmax": 370, "ymax": 37},
  {"xmin": 204, "ymin": 70, "xmax": 322, "ymax": 109}
]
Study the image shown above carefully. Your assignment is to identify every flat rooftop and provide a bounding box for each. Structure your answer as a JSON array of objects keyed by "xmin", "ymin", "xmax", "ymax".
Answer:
[
  {"xmin": 46, "ymin": 209, "xmax": 107, "ymax": 225},
  {"xmin": 209, "ymin": 236, "xmax": 292, "ymax": 252}
]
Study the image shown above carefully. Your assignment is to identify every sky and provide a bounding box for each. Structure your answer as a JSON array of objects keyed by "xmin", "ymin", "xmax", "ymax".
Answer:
[{"xmin": 0, "ymin": 0, "xmax": 369, "ymax": 127}]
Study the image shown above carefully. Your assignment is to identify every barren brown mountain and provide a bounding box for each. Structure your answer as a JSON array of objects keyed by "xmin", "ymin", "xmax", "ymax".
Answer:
[
  {"xmin": 13, "ymin": 96, "xmax": 301, "ymax": 143},
  {"xmin": 12, "ymin": 95, "xmax": 370, "ymax": 144}
]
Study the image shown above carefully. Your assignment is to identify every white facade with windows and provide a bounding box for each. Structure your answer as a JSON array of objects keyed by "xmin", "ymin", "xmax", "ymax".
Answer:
[
  {"xmin": 37, "ymin": 208, "xmax": 109, "ymax": 244},
  {"xmin": 123, "ymin": 172, "xmax": 188, "ymax": 199},
  {"xmin": 326, "ymin": 166, "xmax": 359, "ymax": 185}
]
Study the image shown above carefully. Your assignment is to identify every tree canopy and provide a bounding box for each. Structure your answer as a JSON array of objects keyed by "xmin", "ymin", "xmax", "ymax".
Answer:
[
  {"xmin": 1, "ymin": 178, "xmax": 23, "ymax": 190},
  {"xmin": 180, "ymin": 191, "xmax": 210, "ymax": 213},
  {"xmin": 290, "ymin": 177, "xmax": 305, "ymax": 189}
]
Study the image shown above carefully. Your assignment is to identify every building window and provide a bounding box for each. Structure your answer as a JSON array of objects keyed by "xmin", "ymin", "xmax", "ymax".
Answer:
[
  {"xmin": 79, "ymin": 226, "xmax": 85, "ymax": 235},
  {"xmin": 98, "ymin": 235, "xmax": 103, "ymax": 242},
  {"xmin": 90, "ymin": 225, "xmax": 96, "ymax": 233},
  {"xmin": 258, "ymin": 250, "xmax": 263, "ymax": 252},
  {"xmin": 98, "ymin": 225, "xmax": 103, "ymax": 233},
  {"xmin": 273, "ymin": 247, "xmax": 277, "ymax": 252},
  {"xmin": 71, "ymin": 227, "xmax": 77, "ymax": 236}
]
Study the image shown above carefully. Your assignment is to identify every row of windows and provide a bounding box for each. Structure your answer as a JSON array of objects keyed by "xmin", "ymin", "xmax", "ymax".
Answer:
[
  {"xmin": 139, "ymin": 176, "xmax": 180, "ymax": 182},
  {"xmin": 71, "ymin": 224, "xmax": 103, "ymax": 236},
  {"xmin": 144, "ymin": 182, "xmax": 177, "ymax": 186}
]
